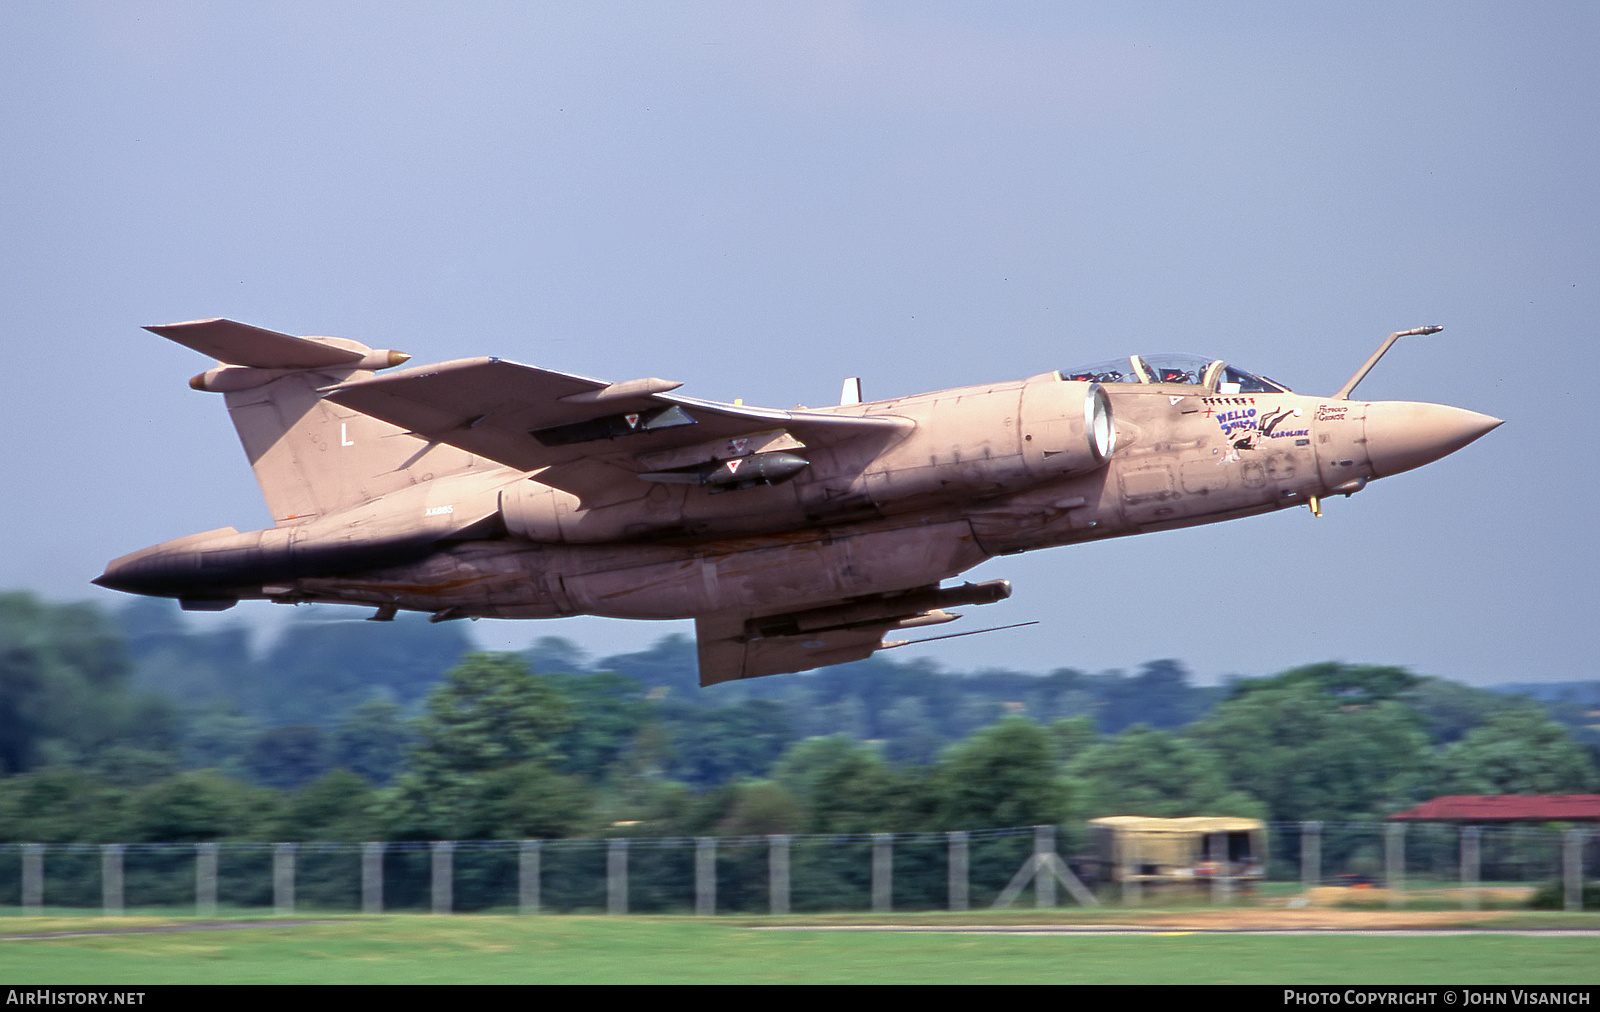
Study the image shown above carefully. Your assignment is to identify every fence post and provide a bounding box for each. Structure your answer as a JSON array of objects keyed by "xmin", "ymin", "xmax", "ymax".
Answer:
[
  {"xmin": 21, "ymin": 844, "xmax": 43, "ymax": 912},
  {"xmin": 1034, "ymin": 826, "xmax": 1056, "ymax": 908},
  {"xmin": 196, "ymin": 842, "xmax": 219, "ymax": 917},
  {"xmin": 101, "ymin": 844, "xmax": 123, "ymax": 917},
  {"xmin": 1564, "ymin": 829, "xmax": 1585, "ymax": 913},
  {"xmin": 948, "ymin": 831, "xmax": 969, "ymax": 912},
  {"xmin": 768, "ymin": 834, "xmax": 790, "ymax": 916},
  {"xmin": 1385, "ymin": 823, "xmax": 1405, "ymax": 908},
  {"xmin": 1460, "ymin": 825, "xmax": 1481, "ymax": 910},
  {"xmin": 431, "ymin": 841, "xmax": 453, "ymax": 914},
  {"xmin": 274, "ymin": 843, "xmax": 295, "ymax": 915},
  {"xmin": 361, "ymin": 842, "xmax": 384, "ymax": 914},
  {"xmin": 871, "ymin": 833, "xmax": 893, "ymax": 913},
  {"xmin": 607, "ymin": 838, "xmax": 628, "ymax": 915},
  {"xmin": 695, "ymin": 837, "xmax": 716, "ymax": 916},
  {"xmin": 1210, "ymin": 830, "xmax": 1233, "ymax": 904},
  {"xmin": 519, "ymin": 840, "xmax": 541, "ymax": 915},
  {"xmin": 1123, "ymin": 833, "xmax": 1141, "ymax": 907},
  {"xmin": 1300, "ymin": 821, "xmax": 1321, "ymax": 893}
]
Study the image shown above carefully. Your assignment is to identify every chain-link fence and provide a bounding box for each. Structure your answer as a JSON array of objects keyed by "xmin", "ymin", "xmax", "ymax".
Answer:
[{"xmin": 3, "ymin": 822, "xmax": 1593, "ymax": 916}]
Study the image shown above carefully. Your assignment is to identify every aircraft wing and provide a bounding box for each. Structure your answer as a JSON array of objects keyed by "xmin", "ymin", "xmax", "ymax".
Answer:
[{"xmin": 325, "ymin": 357, "xmax": 908, "ymax": 483}]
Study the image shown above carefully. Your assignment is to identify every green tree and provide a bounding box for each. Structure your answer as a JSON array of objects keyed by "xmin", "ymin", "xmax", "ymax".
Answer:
[
  {"xmin": 1241, "ymin": 661, "xmax": 1421, "ymax": 706},
  {"xmin": 178, "ymin": 707, "xmax": 261, "ymax": 776},
  {"xmin": 667, "ymin": 699, "xmax": 795, "ymax": 787},
  {"xmin": 930, "ymin": 717, "xmax": 1069, "ymax": 830},
  {"xmin": 92, "ymin": 745, "xmax": 179, "ymax": 788},
  {"xmin": 332, "ymin": 696, "xmax": 413, "ymax": 785},
  {"xmin": 1049, "ymin": 715, "xmax": 1098, "ymax": 763},
  {"xmin": 594, "ymin": 634, "xmax": 701, "ymax": 698},
  {"xmin": 1189, "ymin": 665, "xmax": 1435, "ymax": 822},
  {"xmin": 409, "ymin": 653, "xmax": 573, "ymax": 780},
  {"xmin": 249, "ymin": 610, "xmax": 471, "ymax": 724},
  {"xmin": 244, "ymin": 725, "xmax": 329, "ymax": 789},
  {"xmin": 768, "ymin": 736, "xmax": 916, "ymax": 911},
  {"xmin": 274, "ymin": 769, "xmax": 382, "ymax": 841},
  {"xmin": 461, "ymin": 762, "xmax": 591, "ymax": 839},
  {"xmin": 525, "ymin": 635, "xmax": 590, "ymax": 674},
  {"xmin": 393, "ymin": 653, "xmax": 580, "ymax": 838},
  {"xmin": 1067, "ymin": 725, "xmax": 1265, "ymax": 819},
  {"xmin": 548, "ymin": 671, "xmax": 649, "ymax": 779},
  {"xmin": 0, "ymin": 594, "xmax": 145, "ymax": 772},
  {"xmin": 1087, "ymin": 659, "xmax": 1217, "ymax": 733},
  {"xmin": 117, "ymin": 597, "xmax": 253, "ymax": 708},
  {"xmin": 1438, "ymin": 709, "xmax": 1599, "ymax": 795},
  {"xmin": 1405, "ymin": 677, "xmax": 1530, "ymax": 744},
  {"xmin": 126, "ymin": 770, "xmax": 275, "ymax": 842},
  {"xmin": 880, "ymin": 697, "xmax": 945, "ymax": 765},
  {"xmin": 0, "ymin": 768, "xmax": 128, "ymax": 843},
  {"xmin": 772, "ymin": 736, "xmax": 913, "ymax": 833},
  {"xmin": 694, "ymin": 780, "xmax": 804, "ymax": 837}
]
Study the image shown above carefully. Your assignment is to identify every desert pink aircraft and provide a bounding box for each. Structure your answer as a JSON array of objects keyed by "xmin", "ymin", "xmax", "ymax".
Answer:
[{"xmin": 98, "ymin": 321, "xmax": 1499, "ymax": 684}]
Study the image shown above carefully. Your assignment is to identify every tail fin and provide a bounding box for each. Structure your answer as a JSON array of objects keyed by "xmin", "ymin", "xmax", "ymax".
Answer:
[{"xmin": 149, "ymin": 319, "xmax": 483, "ymax": 524}]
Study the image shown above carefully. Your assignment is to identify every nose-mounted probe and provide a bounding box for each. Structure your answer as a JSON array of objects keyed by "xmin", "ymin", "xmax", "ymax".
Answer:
[{"xmin": 1312, "ymin": 325, "xmax": 1445, "ymax": 518}]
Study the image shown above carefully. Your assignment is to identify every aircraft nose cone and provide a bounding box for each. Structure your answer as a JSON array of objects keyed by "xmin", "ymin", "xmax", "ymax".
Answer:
[{"xmin": 1364, "ymin": 401, "xmax": 1503, "ymax": 478}]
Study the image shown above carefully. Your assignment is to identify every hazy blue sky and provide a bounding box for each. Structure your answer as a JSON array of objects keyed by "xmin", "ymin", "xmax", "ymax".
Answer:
[{"xmin": 2, "ymin": 3, "xmax": 1594, "ymax": 684}]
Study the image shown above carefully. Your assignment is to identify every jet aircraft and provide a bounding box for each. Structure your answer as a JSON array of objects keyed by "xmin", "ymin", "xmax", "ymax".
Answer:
[{"xmin": 96, "ymin": 320, "xmax": 1501, "ymax": 685}]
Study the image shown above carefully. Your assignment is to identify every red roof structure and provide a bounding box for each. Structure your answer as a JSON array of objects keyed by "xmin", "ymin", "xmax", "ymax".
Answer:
[{"xmin": 1389, "ymin": 795, "xmax": 1600, "ymax": 822}]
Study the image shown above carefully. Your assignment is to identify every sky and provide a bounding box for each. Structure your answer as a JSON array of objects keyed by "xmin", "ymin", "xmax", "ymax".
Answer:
[{"xmin": 1, "ymin": 2, "xmax": 1594, "ymax": 685}]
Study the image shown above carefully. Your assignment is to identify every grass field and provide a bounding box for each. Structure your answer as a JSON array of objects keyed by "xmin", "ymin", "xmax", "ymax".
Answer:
[{"xmin": 2, "ymin": 911, "xmax": 1600, "ymax": 984}]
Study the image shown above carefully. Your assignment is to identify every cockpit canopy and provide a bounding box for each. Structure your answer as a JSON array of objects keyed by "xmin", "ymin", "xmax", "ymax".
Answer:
[{"xmin": 1062, "ymin": 353, "xmax": 1290, "ymax": 394}]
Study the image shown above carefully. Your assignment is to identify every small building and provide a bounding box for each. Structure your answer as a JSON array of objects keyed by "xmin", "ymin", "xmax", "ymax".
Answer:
[
  {"xmin": 1388, "ymin": 795, "xmax": 1600, "ymax": 823},
  {"xmin": 1088, "ymin": 815, "xmax": 1266, "ymax": 888}
]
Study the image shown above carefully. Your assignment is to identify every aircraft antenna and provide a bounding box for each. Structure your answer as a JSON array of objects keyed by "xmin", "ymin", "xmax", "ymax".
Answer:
[{"xmin": 883, "ymin": 620, "xmax": 1039, "ymax": 649}]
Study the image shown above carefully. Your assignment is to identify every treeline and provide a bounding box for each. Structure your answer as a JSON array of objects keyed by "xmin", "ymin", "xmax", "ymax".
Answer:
[{"xmin": 0, "ymin": 592, "xmax": 1596, "ymax": 844}]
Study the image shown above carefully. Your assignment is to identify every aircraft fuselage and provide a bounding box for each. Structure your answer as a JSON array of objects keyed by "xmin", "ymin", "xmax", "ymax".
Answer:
[{"xmin": 94, "ymin": 321, "xmax": 1500, "ymax": 682}]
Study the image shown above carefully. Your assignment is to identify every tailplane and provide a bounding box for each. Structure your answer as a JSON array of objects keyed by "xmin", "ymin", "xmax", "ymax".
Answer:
[{"xmin": 150, "ymin": 319, "xmax": 484, "ymax": 524}]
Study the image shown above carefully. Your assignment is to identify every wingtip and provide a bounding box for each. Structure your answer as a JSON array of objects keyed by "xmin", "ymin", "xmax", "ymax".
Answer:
[{"xmin": 144, "ymin": 318, "xmax": 228, "ymax": 335}]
